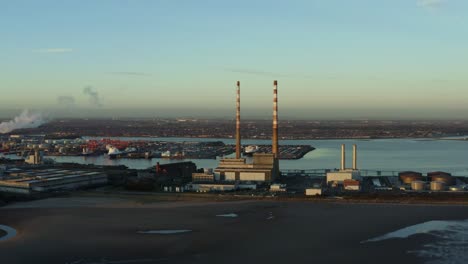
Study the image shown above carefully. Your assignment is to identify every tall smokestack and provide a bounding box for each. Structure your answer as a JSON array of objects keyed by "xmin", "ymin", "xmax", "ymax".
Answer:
[
  {"xmin": 272, "ymin": 80, "xmax": 279, "ymax": 158},
  {"xmin": 235, "ymin": 81, "xmax": 241, "ymax": 159},
  {"xmin": 352, "ymin": 144, "xmax": 357, "ymax": 170},
  {"xmin": 341, "ymin": 144, "xmax": 346, "ymax": 170}
]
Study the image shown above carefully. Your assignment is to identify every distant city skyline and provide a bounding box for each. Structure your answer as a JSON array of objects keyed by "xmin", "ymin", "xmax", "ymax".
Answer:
[{"xmin": 1, "ymin": 0, "xmax": 468, "ymax": 119}]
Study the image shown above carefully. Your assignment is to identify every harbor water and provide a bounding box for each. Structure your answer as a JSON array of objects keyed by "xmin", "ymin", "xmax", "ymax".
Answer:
[{"xmin": 3, "ymin": 137, "xmax": 468, "ymax": 176}]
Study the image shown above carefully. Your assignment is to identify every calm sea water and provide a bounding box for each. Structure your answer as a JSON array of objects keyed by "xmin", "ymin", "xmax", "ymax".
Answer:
[{"xmin": 22, "ymin": 137, "xmax": 467, "ymax": 176}]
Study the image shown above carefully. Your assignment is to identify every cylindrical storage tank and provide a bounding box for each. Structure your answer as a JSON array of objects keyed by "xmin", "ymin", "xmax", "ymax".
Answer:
[
  {"xmin": 430, "ymin": 181, "xmax": 445, "ymax": 191},
  {"xmin": 430, "ymin": 175, "xmax": 454, "ymax": 186},
  {"xmin": 449, "ymin": 186, "xmax": 464, "ymax": 192},
  {"xmin": 428, "ymin": 171, "xmax": 452, "ymax": 177},
  {"xmin": 399, "ymin": 171, "xmax": 423, "ymax": 184},
  {"xmin": 411, "ymin": 181, "xmax": 425, "ymax": 191},
  {"xmin": 428, "ymin": 172, "xmax": 454, "ymax": 186}
]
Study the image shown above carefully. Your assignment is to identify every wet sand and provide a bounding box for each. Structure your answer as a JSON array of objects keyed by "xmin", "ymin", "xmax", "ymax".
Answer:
[{"xmin": 1, "ymin": 197, "xmax": 467, "ymax": 264}]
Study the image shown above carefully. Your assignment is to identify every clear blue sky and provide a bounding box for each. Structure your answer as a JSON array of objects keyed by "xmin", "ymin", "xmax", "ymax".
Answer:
[{"xmin": 1, "ymin": 0, "xmax": 468, "ymax": 119}]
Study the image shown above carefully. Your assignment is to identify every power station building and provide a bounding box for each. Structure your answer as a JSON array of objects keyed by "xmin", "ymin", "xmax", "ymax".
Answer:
[
  {"xmin": 215, "ymin": 153, "xmax": 279, "ymax": 182},
  {"xmin": 211, "ymin": 81, "xmax": 280, "ymax": 183},
  {"xmin": 326, "ymin": 144, "xmax": 361, "ymax": 184}
]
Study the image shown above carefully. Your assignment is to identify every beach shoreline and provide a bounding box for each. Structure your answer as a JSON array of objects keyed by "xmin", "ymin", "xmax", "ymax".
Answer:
[{"xmin": 2, "ymin": 191, "xmax": 468, "ymax": 210}]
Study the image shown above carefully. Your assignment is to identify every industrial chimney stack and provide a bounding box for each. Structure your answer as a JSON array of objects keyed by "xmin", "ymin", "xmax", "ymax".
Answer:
[
  {"xmin": 272, "ymin": 80, "xmax": 279, "ymax": 158},
  {"xmin": 235, "ymin": 81, "xmax": 241, "ymax": 159},
  {"xmin": 352, "ymin": 144, "xmax": 357, "ymax": 170},
  {"xmin": 341, "ymin": 144, "xmax": 346, "ymax": 170}
]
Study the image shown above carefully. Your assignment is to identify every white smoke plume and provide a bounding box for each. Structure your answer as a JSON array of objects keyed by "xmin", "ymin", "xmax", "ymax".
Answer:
[
  {"xmin": 0, "ymin": 110, "xmax": 48, "ymax": 134},
  {"xmin": 83, "ymin": 86, "xmax": 103, "ymax": 107}
]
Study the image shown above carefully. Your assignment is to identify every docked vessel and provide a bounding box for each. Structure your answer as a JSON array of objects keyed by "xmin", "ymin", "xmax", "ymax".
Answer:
[
  {"xmin": 107, "ymin": 146, "xmax": 137, "ymax": 159},
  {"xmin": 161, "ymin": 150, "xmax": 171, "ymax": 158},
  {"xmin": 81, "ymin": 147, "xmax": 94, "ymax": 156},
  {"xmin": 161, "ymin": 150, "xmax": 185, "ymax": 159}
]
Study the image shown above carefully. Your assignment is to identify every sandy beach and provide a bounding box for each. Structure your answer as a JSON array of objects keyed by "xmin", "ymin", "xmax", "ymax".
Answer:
[{"xmin": 1, "ymin": 196, "xmax": 467, "ymax": 264}]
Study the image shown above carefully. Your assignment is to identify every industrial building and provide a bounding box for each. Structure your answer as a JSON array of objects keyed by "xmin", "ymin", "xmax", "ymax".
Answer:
[
  {"xmin": 270, "ymin": 183, "xmax": 287, "ymax": 192},
  {"xmin": 212, "ymin": 81, "xmax": 280, "ymax": 184},
  {"xmin": 326, "ymin": 144, "xmax": 361, "ymax": 185},
  {"xmin": 186, "ymin": 182, "xmax": 257, "ymax": 192},
  {"xmin": 399, "ymin": 171, "xmax": 423, "ymax": 184},
  {"xmin": 24, "ymin": 150, "xmax": 43, "ymax": 165},
  {"xmin": 188, "ymin": 183, "xmax": 237, "ymax": 192},
  {"xmin": 396, "ymin": 170, "xmax": 468, "ymax": 192},
  {"xmin": 400, "ymin": 170, "xmax": 461, "ymax": 191},
  {"xmin": 343, "ymin": 179, "xmax": 360, "ymax": 191},
  {"xmin": 305, "ymin": 188, "xmax": 322, "ymax": 196},
  {"xmin": 0, "ymin": 168, "xmax": 108, "ymax": 195},
  {"xmin": 215, "ymin": 153, "xmax": 279, "ymax": 182},
  {"xmin": 155, "ymin": 161, "xmax": 197, "ymax": 179},
  {"xmin": 428, "ymin": 171, "xmax": 454, "ymax": 186},
  {"xmin": 192, "ymin": 171, "xmax": 216, "ymax": 182}
]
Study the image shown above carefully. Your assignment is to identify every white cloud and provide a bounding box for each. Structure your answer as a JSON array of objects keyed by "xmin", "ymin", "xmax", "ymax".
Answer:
[
  {"xmin": 417, "ymin": 0, "xmax": 445, "ymax": 9},
  {"xmin": 34, "ymin": 48, "xmax": 73, "ymax": 53}
]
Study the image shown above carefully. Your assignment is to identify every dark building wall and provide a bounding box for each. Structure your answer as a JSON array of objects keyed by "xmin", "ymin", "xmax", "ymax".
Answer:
[{"xmin": 156, "ymin": 162, "xmax": 197, "ymax": 179}]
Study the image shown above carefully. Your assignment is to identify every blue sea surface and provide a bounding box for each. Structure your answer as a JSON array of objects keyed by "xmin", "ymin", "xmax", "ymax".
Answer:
[{"xmin": 4, "ymin": 137, "xmax": 468, "ymax": 176}]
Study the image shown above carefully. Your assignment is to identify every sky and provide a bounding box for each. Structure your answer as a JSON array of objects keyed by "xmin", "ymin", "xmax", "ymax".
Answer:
[{"xmin": 1, "ymin": 0, "xmax": 468, "ymax": 119}]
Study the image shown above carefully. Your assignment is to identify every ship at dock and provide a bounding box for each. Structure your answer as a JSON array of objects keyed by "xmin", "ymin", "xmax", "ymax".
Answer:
[
  {"xmin": 161, "ymin": 150, "xmax": 185, "ymax": 159},
  {"xmin": 80, "ymin": 147, "xmax": 95, "ymax": 156},
  {"xmin": 107, "ymin": 146, "xmax": 137, "ymax": 159}
]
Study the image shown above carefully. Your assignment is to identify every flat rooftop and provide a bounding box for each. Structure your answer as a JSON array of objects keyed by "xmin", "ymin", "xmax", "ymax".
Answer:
[{"xmin": 0, "ymin": 168, "xmax": 106, "ymax": 186}]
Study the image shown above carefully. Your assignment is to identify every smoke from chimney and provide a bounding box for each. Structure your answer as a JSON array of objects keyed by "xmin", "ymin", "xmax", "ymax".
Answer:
[
  {"xmin": 83, "ymin": 86, "xmax": 103, "ymax": 107},
  {"xmin": 0, "ymin": 110, "xmax": 48, "ymax": 134}
]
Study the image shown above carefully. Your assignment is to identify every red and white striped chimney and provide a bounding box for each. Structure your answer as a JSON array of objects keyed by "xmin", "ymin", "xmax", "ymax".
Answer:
[
  {"xmin": 235, "ymin": 81, "xmax": 241, "ymax": 159},
  {"xmin": 272, "ymin": 80, "xmax": 279, "ymax": 158}
]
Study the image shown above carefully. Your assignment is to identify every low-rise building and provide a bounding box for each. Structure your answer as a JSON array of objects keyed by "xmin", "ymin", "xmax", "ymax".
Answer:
[
  {"xmin": 155, "ymin": 162, "xmax": 197, "ymax": 180},
  {"xmin": 189, "ymin": 183, "xmax": 237, "ymax": 192},
  {"xmin": 326, "ymin": 169, "xmax": 361, "ymax": 184},
  {"xmin": 270, "ymin": 183, "xmax": 287, "ymax": 192},
  {"xmin": 343, "ymin": 179, "xmax": 360, "ymax": 191},
  {"xmin": 192, "ymin": 172, "xmax": 215, "ymax": 182},
  {"xmin": 305, "ymin": 188, "xmax": 322, "ymax": 196},
  {"xmin": 162, "ymin": 185, "xmax": 185, "ymax": 192},
  {"xmin": 237, "ymin": 183, "xmax": 257, "ymax": 190},
  {"xmin": 186, "ymin": 182, "xmax": 257, "ymax": 192},
  {"xmin": 0, "ymin": 168, "xmax": 108, "ymax": 195}
]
